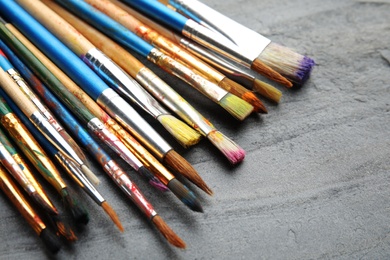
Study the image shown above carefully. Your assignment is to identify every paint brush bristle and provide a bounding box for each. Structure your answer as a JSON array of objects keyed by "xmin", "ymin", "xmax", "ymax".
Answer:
[
  {"xmin": 152, "ymin": 215, "xmax": 186, "ymax": 249},
  {"xmin": 157, "ymin": 114, "xmax": 201, "ymax": 148},
  {"xmin": 207, "ymin": 130, "xmax": 245, "ymax": 164},
  {"xmin": 66, "ymin": 136, "xmax": 90, "ymax": 168},
  {"xmin": 252, "ymin": 78, "xmax": 282, "ymax": 103},
  {"xmin": 30, "ymin": 191, "xmax": 58, "ymax": 216},
  {"xmin": 80, "ymin": 165, "xmax": 100, "ymax": 186},
  {"xmin": 47, "ymin": 214, "xmax": 77, "ymax": 242},
  {"xmin": 60, "ymin": 187, "xmax": 89, "ymax": 225},
  {"xmin": 251, "ymin": 58, "xmax": 293, "ymax": 88},
  {"xmin": 219, "ymin": 77, "xmax": 267, "ymax": 113},
  {"xmin": 219, "ymin": 93, "xmax": 254, "ymax": 121},
  {"xmin": 258, "ymin": 42, "xmax": 315, "ymax": 85},
  {"xmin": 138, "ymin": 166, "xmax": 169, "ymax": 191},
  {"xmin": 167, "ymin": 178, "xmax": 203, "ymax": 212},
  {"xmin": 101, "ymin": 201, "xmax": 124, "ymax": 232},
  {"xmin": 164, "ymin": 150, "xmax": 213, "ymax": 195},
  {"xmin": 39, "ymin": 228, "xmax": 62, "ymax": 254}
]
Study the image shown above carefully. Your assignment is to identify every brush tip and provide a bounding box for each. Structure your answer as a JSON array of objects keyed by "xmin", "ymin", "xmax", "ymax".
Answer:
[
  {"xmin": 157, "ymin": 114, "xmax": 201, "ymax": 148},
  {"xmin": 152, "ymin": 215, "xmax": 186, "ymax": 249},
  {"xmin": 138, "ymin": 166, "xmax": 169, "ymax": 192},
  {"xmin": 167, "ymin": 178, "xmax": 203, "ymax": 213},
  {"xmin": 207, "ymin": 130, "xmax": 245, "ymax": 164},
  {"xmin": 295, "ymin": 55, "xmax": 315, "ymax": 85},
  {"xmin": 219, "ymin": 93, "xmax": 254, "ymax": 121},
  {"xmin": 252, "ymin": 79, "xmax": 282, "ymax": 103},
  {"xmin": 61, "ymin": 188, "xmax": 89, "ymax": 225},
  {"xmin": 39, "ymin": 228, "xmax": 62, "ymax": 254},
  {"xmin": 242, "ymin": 92, "xmax": 267, "ymax": 114},
  {"xmin": 102, "ymin": 201, "xmax": 124, "ymax": 232}
]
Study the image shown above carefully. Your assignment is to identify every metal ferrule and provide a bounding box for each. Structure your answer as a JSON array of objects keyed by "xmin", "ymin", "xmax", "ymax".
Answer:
[
  {"xmin": 148, "ymin": 48, "xmax": 228, "ymax": 102},
  {"xmin": 6, "ymin": 69, "xmax": 64, "ymax": 132},
  {"xmin": 29, "ymin": 111, "xmax": 83, "ymax": 166},
  {"xmin": 56, "ymin": 152, "xmax": 104, "ymax": 205},
  {"xmin": 87, "ymin": 117, "xmax": 143, "ymax": 170},
  {"xmin": 171, "ymin": 0, "xmax": 271, "ymax": 60},
  {"xmin": 179, "ymin": 38, "xmax": 256, "ymax": 85},
  {"xmin": 136, "ymin": 67, "xmax": 215, "ymax": 136},
  {"xmin": 104, "ymin": 160, "xmax": 157, "ymax": 219},
  {"xmin": 97, "ymin": 88, "xmax": 171, "ymax": 159},
  {"xmin": 182, "ymin": 19, "xmax": 253, "ymax": 67},
  {"xmin": 83, "ymin": 48, "xmax": 168, "ymax": 118},
  {"xmin": 0, "ymin": 142, "xmax": 35, "ymax": 194}
]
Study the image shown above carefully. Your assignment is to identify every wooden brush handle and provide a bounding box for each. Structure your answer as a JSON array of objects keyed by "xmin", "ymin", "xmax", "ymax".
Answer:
[
  {"xmin": 43, "ymin": 0, "xmax": 145, "ymax": 74},
  {"xmin": 16, "ymin": 0, "xmax": 94, "ymax": 56},
  {"xmin": 0, "ymin": 68, "xmax": 37, "ymax": 117}
]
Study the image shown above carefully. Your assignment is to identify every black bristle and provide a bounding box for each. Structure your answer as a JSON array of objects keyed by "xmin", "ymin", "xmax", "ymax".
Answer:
[
  {"xmin": 167, "ymin": 178, "xmax": 203, "ymax": 213},
  {"xmin": 61, "ymin": 188, "xmax": 89, "ymax": 225},
  {"xmin": 39, "ymin": 228, "xmax": 62, "ymax": 254}
]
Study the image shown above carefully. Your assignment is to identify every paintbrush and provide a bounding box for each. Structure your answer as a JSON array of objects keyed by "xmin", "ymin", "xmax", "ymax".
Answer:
[
  {"xmin": 0, "ymin": 18, "xmax": 167, "ymax": 194},
  {"xmin": 0, "ymin": 48, "xmax": 99, "ymax": 186},
  {"xmin": 120, "ymin": 0, "xmax": 292, "ymax": 88},
  {"xmin": 5, "ymin": 92, "xmax": 123, "ymax": 232},
  {"xmin": 162, "ymin": 0, "xmax": 315, "ymax": 86},
  {"xmin": 0, "ymin": 164, "xmax": 62, "ymax": 254},
  {"xmin": 0, "ymin": 69, "xmax": 89, "ymax": 225},
  {"xmin": 53, "ymin": 0, "xmax": 254, "ymax": 121},
  {"xmin": 0, "ymin": 126, "xmax": 77, "ymax": 241},
  {"xmin": 79, "ymin": 0, "xmax": 266, "ymax": 113},
  {"xmin": 43, "ymin": 0, "xmax": 216, "ymax": 190},
  {"xmin": 0, "ymin": 2, "xmax": 204, "ymax": 211},
  {"xmin": 50, "ymin": 1, "xmax": 245, "ymax": 165},
  {"xmin": 16, "ymin": 0, "xmax": 201, "ymax": 148},
  {"xmin": 4, "ymin": 21, "xmax": 210, "ymax": 199},
  {"xmin": 108, "ymin": 1, "xmax": 282, "ymax": 103}
]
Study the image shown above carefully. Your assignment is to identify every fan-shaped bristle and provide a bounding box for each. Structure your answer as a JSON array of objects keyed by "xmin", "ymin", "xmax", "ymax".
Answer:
[
  {"xmin": 207, "ymin": 130, "xmax": 245, "ymax": 164},
  {"xmin": 152, "ymin": 215, "xmax": 186, "ymax": 249}
]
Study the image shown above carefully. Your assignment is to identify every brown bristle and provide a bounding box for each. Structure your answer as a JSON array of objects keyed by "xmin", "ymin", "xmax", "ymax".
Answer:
[
  {"xmin": 152, "ymin": 215, "xmax": 186, "ymax": 249},
  {"xmin": 251, "ymin": 59, "xmax": 293, "ymax": 88},
  {"xmin": 219, "ymin": 78, "xmax": 266, "ymax": 113},
  {"xmin": 48, "ymin": 215, "xmax": 77, "ymax": 242},
  {"xmin": 252, "ymin": 79, "xmax": 282, "ymax": 103},
  {"xmin": 102, "ymin": 201, "xmax": 124, "ymax": 232},
  {"xmin": 164, "ymin": 150, "xmax": 213, "ymax": 196}
]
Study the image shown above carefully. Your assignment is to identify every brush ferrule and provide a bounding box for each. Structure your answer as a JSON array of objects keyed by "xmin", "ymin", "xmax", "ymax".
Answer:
[
  {"xmin": 182, "ymin": 19, "xmax": 253, "ymax": 66},
  {"xmin": 104, "ymin": 160, "xmax": 157, "ymax": 219},
  {"xmin": 83, "ymin": 48, "xmax": 167, "ymax": 118},
  {"xmin": 6, "ymin": 69, "xmax": 64, "ymax": 133},
  {"xmin": 136, "ymin": 67, "xmax": 215, "ymax": 136},
  {"xmin": 87, "ymin": 117, "xmax": 143, "ymax": 170},
  {"xmin": 97, "ymin": 88, "xmax": 171, "ymax": 159},
  {"xmin": 29, "ymin": 112, "xmax": 83, "ymax": 165},
  {"xmin": 172, "ymin": 0, "xmax": 271, "ymax": 60},
  {"xmin": 148, "ymin": 48, "xmax": 228, "ymax": 102},
  {"xmin": 56, "ymin": 152, "xmax": 104, "ymax": 204}
]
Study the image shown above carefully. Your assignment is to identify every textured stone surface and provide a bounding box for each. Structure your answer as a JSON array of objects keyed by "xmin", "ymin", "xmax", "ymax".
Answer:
[{"xmin": 0, "ymin": 0, "xmax": 389, "ymax": 259}]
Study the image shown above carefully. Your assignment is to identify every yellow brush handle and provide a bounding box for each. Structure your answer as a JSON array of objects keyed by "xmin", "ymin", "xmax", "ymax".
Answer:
[{"xmin": 16, "ymin": 0, "xmax": 94, "ymax": 56}]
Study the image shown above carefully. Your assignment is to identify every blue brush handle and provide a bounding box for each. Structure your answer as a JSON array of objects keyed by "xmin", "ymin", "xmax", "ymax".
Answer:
[
  {"xmin": 0, "ymin": 88, "xmax": 58, "ymax": 157},
  {"xmin": 122, "ymin": 0, "xmax": 188, "ymax": 33},
  {"xmin": 0, "ymin": 0, "xmax": 108, "ymax": 100},
  {"xmin": 0, "ymin": 39, "xmax": 112, "ymax": 166},
  {"xmin": 0, "ymin": 50, "xmax": 13, "ymax": 71},
  {"xmin": 56, "ymin": 0, "xmax": 154, "ymax": 57}
]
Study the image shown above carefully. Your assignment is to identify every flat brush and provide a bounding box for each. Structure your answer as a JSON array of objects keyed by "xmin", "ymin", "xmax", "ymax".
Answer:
[
  {"xmin": 0, "ymin": 164, "xmax": 62, "ymax": 254},
  {"xmin": 45, "ymin": 0, "xmax": 214, "ymax": 193},
  {"xmin": 54, "ymin": 0, "xmax": 254, "ymax": 121},
  {"xmin": 0, "ymin": 17, "xmax": 165, "ymax": 193},
  {"xmin": 121, "ymin": 0, "xmax": 292, "ymax": 88},
  {"xmin": 17, "ymin": 0, "xmax": 201, "ymax": 148},
  {"xmin": 82, "ymin": 0, "xmax": 266, "ymax": 113},
  {"xmin": 0, "ymin": 2, "xmax": 203, "ymax": 212},
  {"xmin": 7, "ymin": 95, "xmax": 123, "ymax": 232},
  {"xmin": 0, "ymin": 75, "xmax": 89, "ymax": 225},
  {"xmin": 164, "ymin": 0, "xmax": 315, "ymax": 85},
  {"xmin": 109, "ymin": 2, "xmax": 282, "ymax": 103},
  {"xmin": 0, "ymin": 48, "xmax": 99, "ymax": 186},
  {"xmin": 51, "ymin": 1, "xmax": 244, "ymax": 165}
]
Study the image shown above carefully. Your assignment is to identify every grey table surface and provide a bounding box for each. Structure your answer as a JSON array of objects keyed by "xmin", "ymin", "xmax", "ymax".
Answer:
[{"xmin": 0, "ymin": 0, "xmax": 390, "ymax": 259}]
